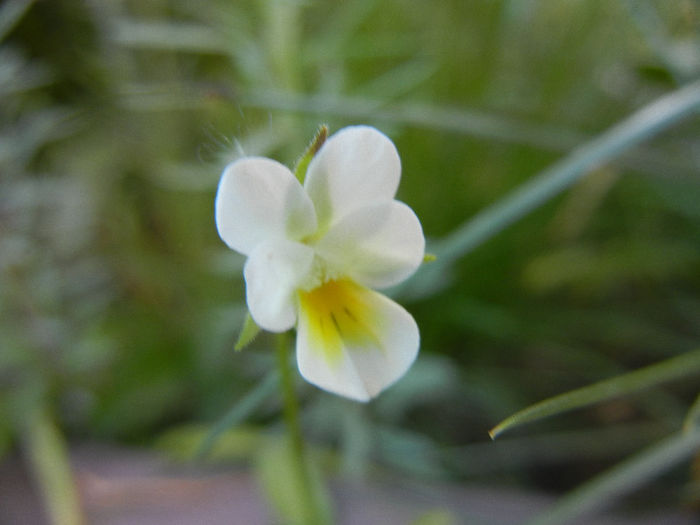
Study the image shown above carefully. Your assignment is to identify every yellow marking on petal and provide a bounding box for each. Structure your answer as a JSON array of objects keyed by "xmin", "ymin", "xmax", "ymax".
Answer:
[{"xmin": 298, "ymin": 279, "xmax": 382, "ymax": 366}]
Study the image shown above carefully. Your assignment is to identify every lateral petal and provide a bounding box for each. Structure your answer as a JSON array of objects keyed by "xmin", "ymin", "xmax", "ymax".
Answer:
[
  {"xmin": 296, "ymin": 280, "xmax": 419, "ymax": 401},
  {"xmin": 244, "ymin": 239, "xmax": 315, "ymax": 332},
  {"xmin": 304, "ymin": 126, "xmax": 401, "ymax": 231},
  {"xmin": 314, "ymin": 201, "xmax": 425, "ymax": 289},
  {"xmin": 215, "ymin": 157, "xmax": 317, "ymax": 255}
]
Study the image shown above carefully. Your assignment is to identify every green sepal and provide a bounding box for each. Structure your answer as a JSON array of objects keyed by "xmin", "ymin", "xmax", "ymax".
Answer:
[
  {"xmin": 234, "ymin": 312, "xmax": 261, "ymax": 351},
  {"xmin": 293, "ymin": 124, "xmax": 328, "ymax": 183}
]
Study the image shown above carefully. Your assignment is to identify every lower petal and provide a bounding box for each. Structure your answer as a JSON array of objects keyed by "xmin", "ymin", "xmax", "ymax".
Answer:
[{"xmin": 296, "ymin": 279, "xmax": 419, "ymax": 401}]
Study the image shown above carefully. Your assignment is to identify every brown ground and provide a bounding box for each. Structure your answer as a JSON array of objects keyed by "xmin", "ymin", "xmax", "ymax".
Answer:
[{"xmin": 0, "ymin": 444, "xmax": 696, "ymax": 524}]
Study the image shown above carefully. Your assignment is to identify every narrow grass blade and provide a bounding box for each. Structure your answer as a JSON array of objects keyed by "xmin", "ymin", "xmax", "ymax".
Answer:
[
  {"xmin": 490, "ymin": 348, "xmax": 700, "ymax": 439},
  {"xmin": 527, "ymin": 429, "xmax": 700, "ymax": 525},
  {"xmin": 241, "ymin": 90, "xmax": 584, "ymax": 151},
  {"xmin": 399, "ymin": 79, "xmax": 700, "ymax": 299},
  {"xmin": 196, "ymin": 370, "xmax": 279, "ymax": 459},
  {"xmin": 112, "ymin": 19, "xmax": 227, "ymax": 53},
  {"xmin": 239, "ymin": 90, "xmax": 697, "ymax": 176},
  {"xmin": 0, "ymin": 0, "xmax": 35, "ymax": 42},
  {"xmin": 683, "ymin": 393, "xmax": 700, "ymax": 433},
  {"xmin": 438, "ymin": 79, "xmax": 700, "ymax": 264},
  {"xmin": 23, "ymin": 407, "xmax": 85, "ymax": 525}
]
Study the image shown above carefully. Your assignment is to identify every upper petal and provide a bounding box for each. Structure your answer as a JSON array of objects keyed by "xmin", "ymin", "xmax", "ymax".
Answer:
[
  {"xmin": 314, "ymin": 201, "xmax": 425, "ymax": 289},
  {"xmin": 304, "ymin": 126, "xmax": 401, "ymax": 230},
  {"xmin": 215, "ymin": 157, "xmax": 317, "ymax": 255},
  {"xmin": 296, "ymin": 279, "xmax": 419, "ymax": 401},
  {"xmin": 244, "ymin": 239, "xmax": 315, "ymax": 332}
]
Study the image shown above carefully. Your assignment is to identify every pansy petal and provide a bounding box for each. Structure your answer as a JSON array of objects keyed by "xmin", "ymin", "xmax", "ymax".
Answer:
[
  {"xmin": 215, "ymin": 157, "xmax": 317, "ymax": 255},
  {"xmin": 314, "ymin": 201, "xmax": 425, "ymax": 289},
  {"xmin": 296, "ymin": 279, "xmax": 419, "ymax": 401},
  {"xmin": 244, "ymin": 239, "xmax": 315, "ymax": 332},
  {"xmin": 304, "ymin": 126, "xmax": 401, "ymax": 229}
]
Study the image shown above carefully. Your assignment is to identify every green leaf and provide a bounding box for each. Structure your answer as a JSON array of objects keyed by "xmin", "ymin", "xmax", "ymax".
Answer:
[
  {"xmin": 112, "ymin": 19, "xmax": 228, "ymax": 53},
  {"xmin": 23, "ymin": 406, "xmax": 86, "ymax": 525},
  {"xmin": 435, "ymin": 79, "xmax": 700, "ymax": 264},
  {"xmin": 490, "ymin": 348, "xmax": 700, "ymax": 439},
  {"xmin": 0, "ymin": 0, "xmax": 35, "ymax": 42},
  {"xmin": 395, "ymin": 79, "xmax": 700, "ymax": 299},
  {"xmin": 255, "ymin": 437, "xmax": 333, "ymax": 525},
  {"xmin": 293, "ymin": 124, "xmax": 328, "ymax": 183},
  {"xmin": 157, "ymin": 423, "xmax": 262, "ymax": 462},
  {"xmin": 411, "ymin": 510, "xmax": 455, "ymax": 525},
  {"xmin": 683, "ymin": 393, "xmax": 700, "ymax": 433},
  {"xmin": 234, "ymin": 312, "xmax": 261, "ymax": 351},
  {"xmin": 526, "ymin": 428, "xmax": 700, "ymax": 525},
  {"xmin": 196, "ymin": 370, "xmax": 278, "ymax": 459}
]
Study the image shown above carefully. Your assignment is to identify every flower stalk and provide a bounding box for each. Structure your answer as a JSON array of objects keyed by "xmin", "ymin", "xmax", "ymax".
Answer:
[{"xmin": 275, "ymin": 332, "xmax": 327, "ymax": 525}]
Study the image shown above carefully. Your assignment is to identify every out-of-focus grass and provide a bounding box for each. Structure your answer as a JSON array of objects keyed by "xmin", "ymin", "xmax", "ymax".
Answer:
[{"xmin": 1, "ymin": 0, "xmax": 699, "ymax": 521}]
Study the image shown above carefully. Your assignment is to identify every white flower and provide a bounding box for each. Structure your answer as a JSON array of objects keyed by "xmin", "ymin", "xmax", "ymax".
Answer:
[{"xmin": 215, "ymin": 126, "xmax": 425, "ymax": 401}]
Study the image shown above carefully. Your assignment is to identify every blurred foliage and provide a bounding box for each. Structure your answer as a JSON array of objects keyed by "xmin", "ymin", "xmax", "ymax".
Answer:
[{"xmin": 1, "ymin": 0, "xmax": 700, "ymax": 522}]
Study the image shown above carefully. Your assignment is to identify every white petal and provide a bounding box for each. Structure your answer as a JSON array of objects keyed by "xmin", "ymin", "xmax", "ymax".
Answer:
[
  {"xmin": 244, "ymin": 239, "xmax": 315, "ymax": 332},
  {"xmin": 215, "ymin": 157, "xmax": 317, "ymax": 255},
  {"xmin": 296, "ymin": 279, "xmax": 419, "ymax": 401},
  {"xmin": 304, "ymin": 126, "xmax": 401, "ymax": 230},
  {"xmin": 314, "ymin": 201, "xmax": 425, "ymax": 289}
]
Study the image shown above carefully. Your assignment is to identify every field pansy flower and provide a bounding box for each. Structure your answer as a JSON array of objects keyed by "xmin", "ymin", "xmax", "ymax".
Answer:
[{"xmin": 215, "ymin": 126, "xmax": 425, "ymax": 401}]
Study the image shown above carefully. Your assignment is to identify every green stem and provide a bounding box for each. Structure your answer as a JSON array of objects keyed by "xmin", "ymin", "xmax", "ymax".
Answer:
[{"xmin": 275, "ymin": 332, "xmax": 325, "ymax": 525}]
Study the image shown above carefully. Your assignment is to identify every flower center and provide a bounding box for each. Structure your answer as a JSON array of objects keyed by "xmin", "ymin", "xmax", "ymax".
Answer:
[
  {"xmin": 298, "ymin": 254, "xmax": 340, "ymax": 292},
  {"xmin": 297, "ymin": 279, "xmax": 381, "ymax": 364}
]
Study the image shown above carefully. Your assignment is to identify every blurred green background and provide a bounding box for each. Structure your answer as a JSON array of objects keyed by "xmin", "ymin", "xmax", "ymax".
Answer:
[{"xmin": 2, "ymin": 0, "xmax": 700, "ymax": 522}]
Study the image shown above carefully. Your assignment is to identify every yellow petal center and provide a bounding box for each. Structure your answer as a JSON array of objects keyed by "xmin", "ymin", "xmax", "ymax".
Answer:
[{"xmin": 298, "ymin": 279, "xmax": 381, "ymax": 365}]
